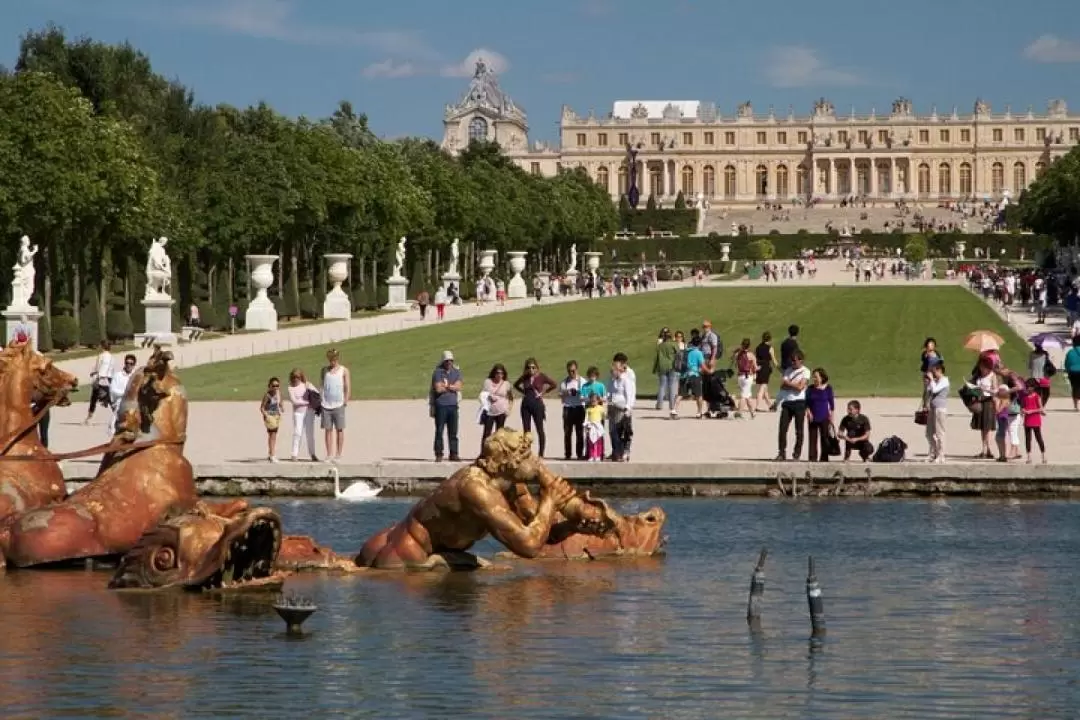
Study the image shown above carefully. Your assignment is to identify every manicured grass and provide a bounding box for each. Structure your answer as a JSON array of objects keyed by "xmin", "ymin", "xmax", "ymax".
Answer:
[{"xmin": 178, "ymin": 286, "xmax": 1029, "ymax": 401}]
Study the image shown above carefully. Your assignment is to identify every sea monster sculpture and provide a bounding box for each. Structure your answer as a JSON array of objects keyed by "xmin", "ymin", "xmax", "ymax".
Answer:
[
  {"xmin": 0, "ymin": 347, "xmax": 196, "ymax": 569},
  {"xmin": 0, "ymin": 336, "xmax": 78, "ymax": 523},
  {"xmin": 355, "ymin": 429, "xmax": 650, "ymax": 570},
  {"xmin": 109, "ymin": 500, "xmax": 287, "ymax": 591}
]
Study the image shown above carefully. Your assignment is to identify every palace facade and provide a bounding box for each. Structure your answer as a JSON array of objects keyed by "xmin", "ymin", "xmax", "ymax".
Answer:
[{"xmin": 442, "ymin": 61, "xmax": 1080, "ymax": 205}]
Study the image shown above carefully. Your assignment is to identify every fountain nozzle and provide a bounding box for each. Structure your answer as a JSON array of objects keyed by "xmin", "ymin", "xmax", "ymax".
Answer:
[{"xmin": 272, "ymin": 593, "xmax": 318, "ymax": 634}]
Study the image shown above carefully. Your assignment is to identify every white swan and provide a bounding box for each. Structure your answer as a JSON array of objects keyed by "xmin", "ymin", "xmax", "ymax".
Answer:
[{"xmin": 331, "ymin": 467, "xmax": 381, "ymax": 501}]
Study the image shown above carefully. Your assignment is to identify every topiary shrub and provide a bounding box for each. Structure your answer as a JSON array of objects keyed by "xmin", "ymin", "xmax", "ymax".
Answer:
[
  {"xmin": 646, "ymin": 194, "xmax": 658, "ymax": 211},
  {"xmin": 105, "ymin": 278, "xmax": 133, "ymax": 342},
  {"xmin": 298, "ymin": 276, "xmax": 318, "ymax": 319},
  {"xmin": 769, "ymin": 229, "xmax": 781, "ymax": 235},
  {"xmin": 674, "ymin": 191, "xmax": 686, "ymax": 209},
  {"xmin": 79, "ymin": 284, "xmax": 104, "ymax": 348},
  {"xmin": 748, "ymin": 239, "xmax": 776, "ymax": 261},
  {"xmin": 280, "ymin": 267, "xmax": 299, "ymax": 320},
  {"xmin": 37, "ymin": 303, "xmax": 53, "ymax": 352},
  {"xmin": 213, "ymin": 267, "xmax": 231, "ymax": 327},
  {"xmin": 52, "ymin": 301, "xmax": 78, "ymax": 351}
]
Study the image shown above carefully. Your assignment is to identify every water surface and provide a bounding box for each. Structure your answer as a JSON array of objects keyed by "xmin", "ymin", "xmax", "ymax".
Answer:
[{"xmin": 2, "ymin": 498, "xmax": 1079, "ymax": 718}]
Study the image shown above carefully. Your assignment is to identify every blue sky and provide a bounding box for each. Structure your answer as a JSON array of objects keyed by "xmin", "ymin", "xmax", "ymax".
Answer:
[{"xmin": 2, "ymin": 0, "xmax": 1079, "ymax": 142}]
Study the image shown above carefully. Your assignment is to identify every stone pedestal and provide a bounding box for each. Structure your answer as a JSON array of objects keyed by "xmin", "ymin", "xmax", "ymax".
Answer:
[
  {"xmin": 720, "ymin": 243, "xmax": 731, "ymax": 262},
  {"xmin": 441, "ymin": 271, "xmax": 462, "ymax": 295},
  {"xmin": 384, "ymin": 275, "xmax": 410, "ymax": 311},
  {"xmin": 583, "ymin": 252, "xmax": 602, "ymax": 280},
  {"xmin": 955, "ymin": 241, "xmax": 966, "ymax": 260},
  {"xmin": 564, "ymin": 269, "xmax": 579, "ymax": 294},
  {"xmin": 536, "ymin": 271, "xmax": 551, "ymax": 296},
  {"xmin": 4, "ymin": 308, "xmax": 43, "ymax": 350},
  {"xmin": 245, "ymin": 254, "xmax": 280, "ymax": 332},
  {"xmin": 507, "ymin": 251, "xmax": 528, "ymax": 299},
  {"xmin": 135, "ymin": 296, "xmax": 177, "ymax": 346},
  {"xmin": 323, "ymin": 253, "xmax": 353, "ymax": 320}
]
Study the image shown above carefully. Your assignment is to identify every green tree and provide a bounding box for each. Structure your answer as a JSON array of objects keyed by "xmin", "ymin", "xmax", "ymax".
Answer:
[
  {"xmin": 105, "ymin": 277, "xmax": 133, "ymax": 341},
  {"xmin": 674, "ymin": 191, "xmax": 686, "ymax": 209},
  {"xmin": 904, "ymin": 234, "xmax": 929, "ymax": 264},
  {"xmin": 646, "ymin": 194, "xmax": 658, "ymax": 211},
  {"xmin": 1016, "ymin": 146, "xmax": 1080, "ymax": 241},
  {"xmin": 79, "ymin": 283, "xmax": 104, "ymax": 347},
  {"xmin": 748, "ymin": 239, "xmax": 775, "ymax": 261},
  {"xmin": 51, "ymin": 300, "xmax": 78, "ymax": 351}
]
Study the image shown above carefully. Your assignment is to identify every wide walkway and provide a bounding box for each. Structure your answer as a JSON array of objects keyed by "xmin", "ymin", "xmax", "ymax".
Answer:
[{"xmin": 55, "ymin": 280, "xmax": 689, "ymax": 379}]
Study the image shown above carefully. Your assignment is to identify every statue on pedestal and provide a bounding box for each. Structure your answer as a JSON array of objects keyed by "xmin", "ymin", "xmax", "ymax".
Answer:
[
  {"xmin": 393, "ymin": 237, "xmax": 407, "ymax": 278},
  {"xmin": 145, "ymin": 237, "xmax": 172, "ymax": 298},
  {"xmin": 10, "ymin": 236, "xmax": 38, "ymax": 309},
  {"xmin": 448, "ymin": 238, "xmax": 460, "ymax": 276},
  {"xmin": 568, "ymin": 243, "xmax": 578, "ymax": 273}
]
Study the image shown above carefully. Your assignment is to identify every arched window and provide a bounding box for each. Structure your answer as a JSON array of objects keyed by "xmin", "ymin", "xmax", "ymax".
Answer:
[
  {"xmin": 796, "ymin": 164, "xmax": 809, "ymax": 197},
  {"xmin": 959, "ymin": 162, "xmax": 972, "ymax": 196},
  {"xmin": 1012, "ymin": 161, "xmax": 1026, "ymax": 191},
  {"xmin": 938, "ymin": 163, "xmax": 952, "ymax": 196},
  {"xmin": 681, "ymin": 165, "xmax": 695, "ymax": 195},
  {"xmin": 723, "ymin": 165, "xmax": 737, "ymax": 198},
  {"xmin": 755, "ymin": 164, "xmax": 768, "ymax": 196},
  {"xmin": 776, "ymin": 165, "xmax": 789, "ymax": 198},
  {"xmin": 702, "ymin": 165, "xmax": 716, "ymax": 197},
  {"xmin": 1035, "ymin": 161, "xmax": 1047, "ymax": 179},
  {"xmin": 617, "ymin": 165, "xmax": 628, "ymax": 197},
  {"xmin": 917, "ymin": 163, "xmax": 931, "ymax": 196},
  {"xmin": 991, "ymin": 162, "xmax": 1004, "ymax": 194},
  {"xmin": 596, "ymin": 166, "xmax": 610, "ymax": 193},
  {"xmin": 468, "ymin": 117, "xmax": 488, "ymax": 142}
]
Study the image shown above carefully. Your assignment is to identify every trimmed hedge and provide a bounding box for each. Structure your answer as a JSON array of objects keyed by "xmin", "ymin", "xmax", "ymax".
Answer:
[
  {"xmin": 594, "ymin": 232, "xmax": 1054, "ymax": 262},
  {"xmin": 618, "ymin": 207, "xmax": 698, "ymax": 236}
]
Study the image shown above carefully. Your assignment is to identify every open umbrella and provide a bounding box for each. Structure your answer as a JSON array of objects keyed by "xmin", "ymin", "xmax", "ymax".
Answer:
[
  {"xmin": 963, "ymin": 330, "xmax": 1004, "ymax": 352},
  {"xmin": 1029, "ymin": 332, "xmax": 1067, "ymax": 351}
]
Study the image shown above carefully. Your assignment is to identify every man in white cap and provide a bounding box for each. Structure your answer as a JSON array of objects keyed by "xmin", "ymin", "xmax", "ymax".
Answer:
[{"xmin": 430, "ymin": 350, "xmax": 463, "ymax": 461}]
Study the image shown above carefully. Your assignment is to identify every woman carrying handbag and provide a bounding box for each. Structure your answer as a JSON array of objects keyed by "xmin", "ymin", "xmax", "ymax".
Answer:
[{"xmin": 921, "ymin": 361, "xmax": 950, "ymax": 463}]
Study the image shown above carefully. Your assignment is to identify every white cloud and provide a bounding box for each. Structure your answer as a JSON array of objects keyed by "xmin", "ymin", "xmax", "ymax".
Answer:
[
  {"xmin": 362, "ymin": 60, "xmax": 418, "ymax": 79},
  {"xmin": 763, "ymin": 46, "xmax": 864, "ymax": 88},
  {"xmin": 1024, "ymin": 34, "xmax": 1080, "ymax": 63},
  {"xmin": 440, "ymin": 48, "xmax": 510, "ymax": 78}
]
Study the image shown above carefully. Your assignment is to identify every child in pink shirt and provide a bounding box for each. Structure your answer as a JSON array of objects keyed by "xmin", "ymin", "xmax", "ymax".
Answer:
[{"xmin": 1022, "ymin": 378, "xmax": 1046, "ymax": 464}]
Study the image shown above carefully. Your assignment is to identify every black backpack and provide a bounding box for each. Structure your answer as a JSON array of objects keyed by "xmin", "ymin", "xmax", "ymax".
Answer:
[
  {"xmin": 672, "ymin": 349, "xmax": 688, "ymax": 374},
  {"xmin": 872, "ymin": 436, "xmax": 907, "ymax": 463}
]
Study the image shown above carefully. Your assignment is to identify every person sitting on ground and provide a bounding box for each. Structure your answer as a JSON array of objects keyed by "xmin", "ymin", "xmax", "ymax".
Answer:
[{"xmin": 837, "ymin": 400, "xmax": 873, "ymax": 462}]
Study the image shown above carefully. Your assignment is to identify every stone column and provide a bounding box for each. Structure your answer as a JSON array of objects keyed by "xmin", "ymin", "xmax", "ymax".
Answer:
[
  {"xmin": 669, "ymin": 160, "xmax": 677, "ymax": 198},
  {"xmin": 828, "ymin": 159, "xmax": 836, "ymax": 198},
  {"xmin": 870, "ymin": 159, "xmax": 879, "ymax": 197}
]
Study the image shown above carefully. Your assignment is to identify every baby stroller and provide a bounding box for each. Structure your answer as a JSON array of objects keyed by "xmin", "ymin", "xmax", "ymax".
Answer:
[{"xmin": 704, "ymin": 369, "xmax": 735, "ymax": 419}]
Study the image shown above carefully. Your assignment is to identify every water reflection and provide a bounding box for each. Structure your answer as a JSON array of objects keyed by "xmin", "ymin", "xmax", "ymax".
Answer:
[{"xmin": 1, "ymin": 499, "xmax": 1080, "ymax": 717}]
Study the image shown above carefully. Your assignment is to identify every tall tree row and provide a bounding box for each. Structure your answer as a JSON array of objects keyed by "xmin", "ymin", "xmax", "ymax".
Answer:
[{"xmin": 0, "ymin": 26, "xmax": 617, "ymax": 347}]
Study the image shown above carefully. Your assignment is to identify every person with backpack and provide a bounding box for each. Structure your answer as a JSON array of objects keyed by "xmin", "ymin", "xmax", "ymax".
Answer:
[
  {"xmin": 732, "ymin": 338, "xmax": 758, "ymax": 419},
  {"xmin": 673, "ymin": 331, "xmax": 703, "ymax": 419}
]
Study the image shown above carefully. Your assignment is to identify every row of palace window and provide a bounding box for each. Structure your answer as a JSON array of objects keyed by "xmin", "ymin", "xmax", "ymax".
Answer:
[
  {"xmin": 585, "ymin": 160, "xmax": 1047, "ymax": 197},
  {"xmin": 573, "ymin": 127, "xmax": 1080, "ymax": 149}
]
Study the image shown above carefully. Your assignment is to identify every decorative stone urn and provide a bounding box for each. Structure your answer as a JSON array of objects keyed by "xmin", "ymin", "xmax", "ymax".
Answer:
[
  {"xmin": 244, "ymin": 254, "xmax": 280, "ymax": 331},
  {"xmin": 583, "ymin": 251, "xmax": 602, "ymax": 277},
  {"xmin": 507, "ymin": 251, "xmax": 528, "ymax": 299},
  {"xmin": 955, "ymin": 241, "xmax": 966, "ymax": 260},
  {"xmin": 720, "ymin": 243, "xmax": 731, "ymax": 262},
  {"xmin": 478, "ymin": 249, "xmax": 497, "ymax": 279},
  {"xmin": 535, "ymin": 271, "xmax": 551, "ymax": 298},
  {"xmin": 323, "ymin": 253, "xmax": 353, "ymax": 320}
]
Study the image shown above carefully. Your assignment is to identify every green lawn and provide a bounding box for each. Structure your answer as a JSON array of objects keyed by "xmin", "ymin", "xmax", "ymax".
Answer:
[{"xmin": 178, "ymin": 286, "xmax": 1029, "ymax": 401}]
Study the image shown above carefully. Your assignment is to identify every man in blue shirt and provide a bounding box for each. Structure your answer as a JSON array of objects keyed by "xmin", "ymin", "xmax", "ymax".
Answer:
[{"xmin": 430, "ymin": 350, "xmax": 463, "ymax": 461}]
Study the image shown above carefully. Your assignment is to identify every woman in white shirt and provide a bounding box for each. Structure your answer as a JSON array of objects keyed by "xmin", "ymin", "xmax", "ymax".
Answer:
[
  {"xmin": 775, "ymin": 351, "xmax": 811, "ymax": 461},
  {"xmin": 287, "ymin": 368, "xmax": 319, "ymax": 461},
  {"xmin": 84, "ymin": 341, "xmax": 114, "ymax": 425}
]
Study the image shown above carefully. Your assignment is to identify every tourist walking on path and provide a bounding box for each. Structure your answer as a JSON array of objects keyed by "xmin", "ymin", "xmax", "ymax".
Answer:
[
  {"xmin": 559, "ymin": 361, "xmax": 586, "ymax": 460},
  {"xmin": 607, "ymin": 352, "xmax": 637, "ymax": 462},
  {"xmin": 1027, "ymin": 342, "xmax": 1054, "ymax": 407},
  {"xmin": 1022, "ymin": 377, "xmax": 1048, "ymax": 464},
  {"xmin": 920, "ymin": 338, "xmax": 942, "ymax": 373},
  {"xmin": 806, "ymin": 367, "xmax": 835, "ymax": 462},
  {"xmin": 260, "ymin": 377, "xmax": 282, "ymax": 462},
  {"xmin": 107, "ymin": 354, "xmax": 137, "ymax": 439},
  {"xmin": 674, "ymin": 332, "xmax": 705, "ymax": 418},
  {"xmin": 320, "ymin": 348, "xmax": 351, "ymax": 463},
  {"xmin": 433, "ymin": 287, "xmax": 447, "ymax": 321},
  {"xmin": 479, "ymin": 363, "xmax": 512, "ymax": 449},
  {"xmin": 84, "ymin": 341, "xmax": 114, "ymax": 425},
  {"xmin": 779, "ymin": 325, "xmax": 801, "ymax": 374},
  {"xmin": 287, "ymin": 369, "xmax": 319, "ymax": 461},
  {"xmin": 1065, "ymin": 335, "xmax": 1080, "ymax": 412},
  {"xmin": 754, "ymin": 332, "xmax": 776, "ymax": 413},
  {"xmin": 514, "ymin": 358, "xmax": 557, "ymax": 457},
  {"xmin": 923, "ymin": 361, "xmax": 949, "ymax": 463},
  {"xmin": 653, "ymin": 328, "xmax": 679, "ymax": 416},
  {"xmin": 416, "ymin": 289, "xmax": 430, "ymax": 320},
  {"xmin": 732, "ymin": 338, "xmax": 758, "ymax": 419},
  {"xmin": 775, "ymin": 350, "xmax": 810, "ymax": 461},
  {"xmin": 430, "ymin": 350, "xmax": 462, "ymax": 461}
]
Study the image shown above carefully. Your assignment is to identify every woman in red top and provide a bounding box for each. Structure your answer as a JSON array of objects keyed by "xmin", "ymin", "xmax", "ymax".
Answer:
[
  {"xmin": 513, "ymin": 357, "xmax": 557, "ymax": 457},
  {"xmin": 1022, "ymin": 377, "xmax": 1047, "ymax": 464}
]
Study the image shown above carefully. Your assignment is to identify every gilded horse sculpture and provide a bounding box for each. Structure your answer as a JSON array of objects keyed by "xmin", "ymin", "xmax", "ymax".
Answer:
[
  {"xmin": 0, "ymin": 347, "xmax": 196, "ymax": 569},
  {"xmin": 0, "ymin": 338, "xmax": 78, "ymax": 522}
]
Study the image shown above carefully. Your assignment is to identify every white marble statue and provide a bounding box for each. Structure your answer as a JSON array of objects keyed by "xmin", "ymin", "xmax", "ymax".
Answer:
[
  {"xmin": 10, "ymin": 235, "xmax": 39, "ymax": 308},
  {"xmin": 393, "ymin": 237, "xmax": 407, "ymax": 278},
  {"xmin": 568, "ymin": 243, "xmax": 578, "ymax": 273},
  {"xmin": 144, "ymin": 237, "xmax": 172, "ymax": 298},
  {"xmin": 448, "ymin": 238, "xmax": 460, "ymax": 276}
]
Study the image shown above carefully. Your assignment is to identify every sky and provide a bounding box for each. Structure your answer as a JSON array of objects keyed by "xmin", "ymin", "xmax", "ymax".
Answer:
[{"xmin": 2, "ymin": 0, "xmax": 1079, "ymax": 143}]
